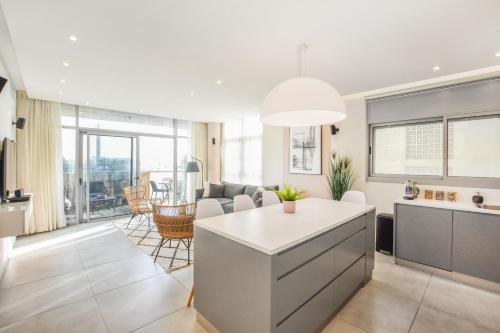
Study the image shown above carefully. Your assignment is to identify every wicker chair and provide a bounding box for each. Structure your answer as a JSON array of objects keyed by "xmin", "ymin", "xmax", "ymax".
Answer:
[
  {"xmin": 123, "ymin": 185, "xmax": 153, "ymax": 229},
  {"xmin": 152, "ymin": 203, "xmax": 196, "ymax": 268}
]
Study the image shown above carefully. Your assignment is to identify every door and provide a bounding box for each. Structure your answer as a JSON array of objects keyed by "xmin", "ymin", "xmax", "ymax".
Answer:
[{"xmin": 79, "ymin": 132, "xmax": 136, "ymax": 222}]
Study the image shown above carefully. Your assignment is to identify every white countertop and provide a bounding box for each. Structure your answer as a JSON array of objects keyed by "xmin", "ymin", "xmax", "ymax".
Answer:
[
  {"xmin": 194, "ymin": 197, "xmax": 375, "ymax": 255},
  {"xmin": 394, "ymin": 199, "xmax": 500, "ymax": 216},
  {"xmin": 0, "ymin": 197, "xmax": 31, "ymax": 214}
]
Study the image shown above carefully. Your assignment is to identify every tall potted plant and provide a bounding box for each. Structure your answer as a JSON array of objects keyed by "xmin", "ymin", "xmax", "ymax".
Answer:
[
  {"xmin": 274, "ymin": 185, "xmax": 305, "ymax": 213},
  {"xmin": 326, "ymin": 153, "xmax": 355, "ymax": 200}
]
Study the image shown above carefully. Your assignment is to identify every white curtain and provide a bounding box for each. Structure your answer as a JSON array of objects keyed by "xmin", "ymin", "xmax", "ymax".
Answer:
[
  {"xmin": 16, "ymin": 91, "xmax": 65, "ymax": 234},
  {"xmin": 188, "ymin": 122, "xmax": 207, "ymax": 201},
  {"xmin": 221, "ymin": 115, "xmax": 262, "ymax": 185}
]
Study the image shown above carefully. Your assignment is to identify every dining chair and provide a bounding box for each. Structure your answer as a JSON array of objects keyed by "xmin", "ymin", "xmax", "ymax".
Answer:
[
  {"xmin": 152, "ymin": 203, "xmax": 196, "ymax": 268},
  {"xmin": 150, "ymin": 180, "xmax": 169, "ymax": 203},
  {"xmin": 123, "ymin": 185, "xmax": 152, "ymax": 229},
  {"xmin": 234, "ymin": 194, "xmax": 256, "ymax": 212},
  {"xmin": 341, "ymin": 191, "xmax": 367, "ymax": 204},
  {"xmin": 195, "ymin": 199, "xmax": 224, "ymax": 219},
  {"xmin": 262, "ymin": 191, "xmax": 281, "ymax": 207}
]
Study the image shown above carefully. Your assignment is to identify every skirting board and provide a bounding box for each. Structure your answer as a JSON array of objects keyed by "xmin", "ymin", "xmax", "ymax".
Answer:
[{"xmin": 396, "ymin": 257, "xmax": 500, "ymax": 294}]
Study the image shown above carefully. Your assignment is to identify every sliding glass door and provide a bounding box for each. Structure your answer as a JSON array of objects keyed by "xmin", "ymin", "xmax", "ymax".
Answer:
[{"xmin": 80, "ymin": 132, "xmax": 136, "ymax": 222}]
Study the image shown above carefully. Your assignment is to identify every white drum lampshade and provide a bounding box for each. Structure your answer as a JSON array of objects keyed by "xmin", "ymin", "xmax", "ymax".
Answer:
[{"xmin": 260, "ymin": 77, "xmax": 346, "ymax": 127}]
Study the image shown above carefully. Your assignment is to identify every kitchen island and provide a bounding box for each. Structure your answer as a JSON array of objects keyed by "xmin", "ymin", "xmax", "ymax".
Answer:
[{"xmin": 194, "ymin": 197, "xmax": 376, "ymax": 333}]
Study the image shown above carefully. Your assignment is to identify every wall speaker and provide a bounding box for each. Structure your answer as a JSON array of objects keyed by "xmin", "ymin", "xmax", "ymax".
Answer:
[
  {"xmin": 12, "ymin": 117, "xmax": 26, "ymax": 129},
  {"xmin": 330, "ymin": 125, "xmax": 339, "ymax": 135},
  {"xmin": 212, "ymin": 137, "xmax": 216, "ymax": 145}
]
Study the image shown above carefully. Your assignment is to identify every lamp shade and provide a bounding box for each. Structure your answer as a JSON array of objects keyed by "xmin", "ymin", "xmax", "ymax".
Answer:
[
  {"xmin": 260, "ymin": 77, "xmax": 346, "ymax": 127},
  {"xmin": 185, "ymin": 161, "xmax": 200, "ymax": 173}
]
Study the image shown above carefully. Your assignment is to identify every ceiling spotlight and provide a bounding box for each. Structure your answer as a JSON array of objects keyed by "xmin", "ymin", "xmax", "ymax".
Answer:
[
  {"xmin": 140, "ymin": 109, "xmax": 144, "ymax": 113},
  {"xmin": 216, "ymin": 80, "xmax": 222, "ymax": 85},
  {"xmin": 433, "ymin": 66, "xmax": 440, "ymax": 71},
  {"xmin": 58, "ymin": 91, "xmax": 63, "ymax": 95},
  {"xmin": 60, "ymin": 79, "xmax": 66, "ymax": 84},
  {"xmin": 189, "ymin": 92, "xmax": 195, "ymax": 96},
  {"xmin": 85, "ymin": 101, "xmax": 90, "ymax": 105},
  {"xmin": 496, "ymin": 52, "xmax": 500, "ymax": 57},
  {"xmin": 62, "ymin": 62, "xmax": 70, "ymax": 67},
  {"xmin": 68, "ymin": 35, "xmax": 78, "ymax": 42}
]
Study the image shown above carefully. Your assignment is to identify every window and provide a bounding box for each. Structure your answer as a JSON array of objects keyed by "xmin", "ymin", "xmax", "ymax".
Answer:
[
  {"xmin": 222, "ymin": 115, "xmax": 262, "ymax": 185},
  {"xmin": 372, "ymin": 122, "xmax": 443, "ymax": 176},
  {"xmin": 448, "ymin": 115, "xmax": 500, "ymax": 178}
]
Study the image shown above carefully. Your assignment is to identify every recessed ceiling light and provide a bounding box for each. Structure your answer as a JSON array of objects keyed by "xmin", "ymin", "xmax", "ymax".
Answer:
[
  {"xmin": 216, "ymin": 80, "xmax": 222, "ymax": 85},
  {"xmin": 85, "ymin": 101, "xmax": 90, "ymax": 105},
  {"xmin": 68, "ymin": 35, "xmax": 78, "ymax": 42},
  {"xmin": 60, "ymin": 79, "xmax": 66, "ymax": 84},
  {"xmin": 189, "ymin": 92, "xmax": 195, "ymax": 96},
  {"xmin": 62, "ymin": 62, "xmax": 70, "ymax": 67},
  {"xmin": 140, "ymin": 109, "xmax": 144, "ymax": 113},
  {"xmin": 58, "ymin": 91, "xmax": 63, "ymax": 95},
  {"xmin": 496, "ymin": 52, "xmax": 500, "ymax": 57},
  {"xmin": 433, "ymin": 66, "xmax": 440, "ymax": 71}
]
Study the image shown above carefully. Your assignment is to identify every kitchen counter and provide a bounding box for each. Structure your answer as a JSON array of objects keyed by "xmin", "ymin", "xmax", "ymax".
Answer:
[
  {"xmin": 195, "ymin": 197, "xmax": 375, "ymax": 255},
  {"xmin": 394, "ymin": 198, "xmax": 500, "ymax": 216},
  {"xmin": 194, "ymin": 198, "xmax": 376, "ymax": 333}
]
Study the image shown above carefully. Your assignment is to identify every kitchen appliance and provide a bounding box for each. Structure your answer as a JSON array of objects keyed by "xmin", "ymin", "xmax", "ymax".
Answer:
[
  {"xmin": 472, "ymin": 192, "xmax": 484, "ymax": 205},
  {"xmin": 376, "ymin": 213, "xmax": 394, "ymax": 255},
  {"xmin": 403, "ymin": 180, "xmax": 419, "ymax": 200}
]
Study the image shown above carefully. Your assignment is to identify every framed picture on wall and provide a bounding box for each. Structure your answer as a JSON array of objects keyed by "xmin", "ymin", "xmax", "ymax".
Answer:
[{"xmin": 289, "ymin": 126, "xmax": 322, "ymax": 175}]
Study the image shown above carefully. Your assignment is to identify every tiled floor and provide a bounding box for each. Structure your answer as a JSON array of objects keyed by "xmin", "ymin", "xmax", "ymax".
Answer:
[{"xmin": 1, "ymin": 220, "xmax": 500, "ymax": 333}]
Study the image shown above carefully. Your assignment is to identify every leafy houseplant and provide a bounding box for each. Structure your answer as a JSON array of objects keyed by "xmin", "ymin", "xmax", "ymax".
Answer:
[
  {"xmin": 326, "ymin": 153, "xmax": 355, "ymax": 201},
  {"xmin": 274, "ymin": 185, "xmax": 305, "ymax": 213}
]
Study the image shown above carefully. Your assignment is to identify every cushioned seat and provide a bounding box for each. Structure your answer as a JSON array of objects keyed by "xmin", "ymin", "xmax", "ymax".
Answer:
[{"xmin": 214, "ymin": 198, "xmax": 233, "ymax": 206}]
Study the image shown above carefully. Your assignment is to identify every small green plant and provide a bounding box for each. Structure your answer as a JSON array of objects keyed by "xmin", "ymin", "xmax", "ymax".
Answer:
[
  {"xmin": 326, "ymin": 153, "xmax": 356, "ymax": 201},
  {"xmin": 274, "ymin": 185, "xmax": 305, "ymax": 201}
]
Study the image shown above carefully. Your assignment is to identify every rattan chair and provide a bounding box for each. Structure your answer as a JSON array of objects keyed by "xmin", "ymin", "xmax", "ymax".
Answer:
[
  {"xmin": 123, "ymin": 185, "xmax": 153, "ymax": 230},
  {"xmin": 152, "ymin": 203, "xmax": 196, "ymax": 269}
]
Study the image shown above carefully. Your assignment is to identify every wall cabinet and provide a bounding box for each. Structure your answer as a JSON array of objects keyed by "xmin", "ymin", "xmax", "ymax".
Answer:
[
  {"xmin": 395, "ymin": 204, "xmax": 452, "ymax": 271},
  {"xmin": 452, "ymin": 211, "xmax": 500, "ymax": 283}
]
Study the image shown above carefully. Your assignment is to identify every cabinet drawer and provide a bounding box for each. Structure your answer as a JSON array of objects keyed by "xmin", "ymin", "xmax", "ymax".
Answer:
[
  {"xmin": 274, "ymin": 248, "xmax": 334, "ymax": 324},
  {"xmin": 276, "ymin": 280, "xmax": 334, "ymax": 333},
  {"xmin": 334, "ymin": 229, "xmax": 366, "ymax": 276},
  {"xmin": 333, "ymin": 256, "xmax": 365, "ymax": 311},
  {"xmin": 274, "ymin": 214, "xmax": 366, "ymax": 277}
]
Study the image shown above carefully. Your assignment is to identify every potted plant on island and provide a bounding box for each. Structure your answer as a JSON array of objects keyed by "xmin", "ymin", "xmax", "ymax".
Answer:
[
  {"xmin": 274, "ymin": 185, "xmax": 305, "ymax": 213},
  {"xmin": 326, "ymin": 153, "xmax": 356, "ymax": 201}
]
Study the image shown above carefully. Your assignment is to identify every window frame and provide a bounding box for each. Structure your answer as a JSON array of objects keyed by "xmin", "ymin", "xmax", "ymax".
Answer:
[{"xmin": 367, "ymin": 110, "xmax": 500, "ymax": 188}]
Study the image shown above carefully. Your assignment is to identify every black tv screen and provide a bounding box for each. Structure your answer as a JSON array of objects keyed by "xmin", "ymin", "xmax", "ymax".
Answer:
[{"xmin": 0, "ymin": 76, "xmax": 7, "ymax": 94}]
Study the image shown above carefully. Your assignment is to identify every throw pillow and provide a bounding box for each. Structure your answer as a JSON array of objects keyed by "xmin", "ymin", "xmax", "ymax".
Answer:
[
  {"xmin": 222, "ymin": 182, "xmax": 246, "ymax": 199},
  {"xmin": 208, "ymin": 183, "xmax": 225, "ymax": 198},
  {"xmin": 202, "ymin": 181, "xmax": 210, "ymax": 198},
  {"xmin": 251, "ymin": 186, "xmax": 266, "ymax": 203}
]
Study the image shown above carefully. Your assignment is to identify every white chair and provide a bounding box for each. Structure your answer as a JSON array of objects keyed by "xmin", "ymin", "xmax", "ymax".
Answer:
[
  {"xmin": 262, "ymin": 191, "xmax": 281, "ymax": 207},
  {"xmin": 196, "ymin": 199, "xmax": 224, "ymax": 219},
  {"xmin": 341, "ymin": 191, "xmax": 366, "ymax": 204},
  {"xmin": 234, "ymin": 195, "xmax": 256, "ymax": 212}
]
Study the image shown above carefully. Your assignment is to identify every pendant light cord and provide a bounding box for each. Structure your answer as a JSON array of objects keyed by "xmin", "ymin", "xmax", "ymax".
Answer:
[{"xmin": 296, "ymin": 43, "xmax": 308, "ymax": 78}]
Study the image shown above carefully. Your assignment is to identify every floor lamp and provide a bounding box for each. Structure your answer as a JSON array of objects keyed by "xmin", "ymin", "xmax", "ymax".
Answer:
[{"xmin": 185, "ymin": 156, "xmax": 204, "ymax": 189}]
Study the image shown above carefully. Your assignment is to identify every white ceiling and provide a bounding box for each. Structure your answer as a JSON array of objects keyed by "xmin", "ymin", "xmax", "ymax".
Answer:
[{"xmin": 1, "ymin": 0, "xmax": 500, "ymax": 122}]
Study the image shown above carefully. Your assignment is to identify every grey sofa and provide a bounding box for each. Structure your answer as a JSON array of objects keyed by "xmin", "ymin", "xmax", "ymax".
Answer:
[{"xmin": 195, "ymin": 181, "xmax": 279, "ymax": 214}]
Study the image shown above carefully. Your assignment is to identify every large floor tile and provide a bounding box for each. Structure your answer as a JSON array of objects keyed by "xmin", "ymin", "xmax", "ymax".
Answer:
[
  {"xmin": 169, "ymin": 265, "xmax": 193, "ymax": 290},
  {"xmin": 423, "ymin": 276, "xmax": 500, "ymax": 331},
  {"xmin": 0, "ymin": 252, "xmax": 83, "ymax": 290},
  {"xmin": 85, "ymin": 254, "xmax": 163, "ymax": 294},
  {"xmin": 8, "ymin": 242, "xmax": 77, "ymax": 265},
  {"xmin": 410, "ymin": 305, "xmax": 498, "ymax": 333},
  {"xmin": 74, "ymin": 227, "xmax": 130, "ymax": 251},
  {"xmin": 0, "ymin": 271, "xmax": 93, "ymax": 328},
  {"xmin": 0, "ymin": 298, "xmax": 107, "ymax": 333},
  {"xmin": 338, "ymin": 284, "xmax": 419, "ymax": 333},
  {"xmin": 371, "ymin": 259, "xmax": 431, "ymax": 302},
  {"xmin": 133, "ymin": 308, "xmax": 206, "ymax": 333},
  {"xmin": 322, "ymin": 317, "xmax": 367, "ymax": 333},
  {"xmin": 78, "ymin": 240, "xmax": 144, "ymax": 268},
  {"xmin": 96, "ymin": 274, "xmax": 187, "ymax": 333}
]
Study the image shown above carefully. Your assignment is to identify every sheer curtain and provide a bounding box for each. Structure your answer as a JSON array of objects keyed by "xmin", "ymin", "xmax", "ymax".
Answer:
[
  {"xmin": 16, "ymin": 91, "xmax": 65, "ymax": 234},
  {"xmin": 188, "ymin": 122, "xmax": 207, "ymax": 201},
  {"xmin": 221, "ymin": 115, "xmax": 262, "ymax": 185}
]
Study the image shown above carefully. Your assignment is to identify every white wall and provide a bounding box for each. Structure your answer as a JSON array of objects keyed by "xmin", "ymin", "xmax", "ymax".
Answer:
[
  {"xmin": 262, "ymin": 125, "xmax": 283, "ymax": 186},
  {"xmin": 334, "ymin": 98, "xmax": 500, "ymax": 214}
]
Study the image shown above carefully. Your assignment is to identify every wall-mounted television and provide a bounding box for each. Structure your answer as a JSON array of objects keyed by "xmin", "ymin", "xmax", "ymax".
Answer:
[
  {"xmin": 0, "ymin": 138, "xmax": 16, "ymax": 200},
  {"xmin": 0, "ymin": 76, "xmax": 7, "ymax": 94}
]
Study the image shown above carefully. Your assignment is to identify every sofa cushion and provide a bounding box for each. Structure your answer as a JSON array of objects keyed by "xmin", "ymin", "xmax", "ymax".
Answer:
[
  {"xmin": 214, "ymin": 198, "xmax": 233, "ymax": 206},
  {"xmin": 208, "ymin": 183, "xmax": 225, "ymax": 198},
  {"xmin": 244, "ymin": 185, "xmax": 259, "ymax": 198},
  {"xmin": 222, "ymin": 182, "xmax": 246, "ymax": 199}
]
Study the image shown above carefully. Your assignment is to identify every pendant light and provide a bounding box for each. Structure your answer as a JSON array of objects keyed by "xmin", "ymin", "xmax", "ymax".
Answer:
[{"xmin": 260, "ymin": 44, "xmax": 346, "ymax": 127}]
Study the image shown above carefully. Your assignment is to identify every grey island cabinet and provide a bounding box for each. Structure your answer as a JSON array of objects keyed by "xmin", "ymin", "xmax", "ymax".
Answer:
[
  {"xmin": 194, "ymin": 198, "xmax": 376, "ymax": 333},
  {"xmin": 394, "ymin": 199, "xmax": 500, "ymax": 290}
]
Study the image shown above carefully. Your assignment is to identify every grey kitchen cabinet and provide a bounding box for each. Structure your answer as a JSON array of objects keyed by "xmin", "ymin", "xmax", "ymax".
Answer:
[
  {"xmin": 452, "ymin": 211, "xmax": 500, "ymax": 283},
  {"xmin": 395, "ymin": 204, "xmax": 452, "ymax": 271}
]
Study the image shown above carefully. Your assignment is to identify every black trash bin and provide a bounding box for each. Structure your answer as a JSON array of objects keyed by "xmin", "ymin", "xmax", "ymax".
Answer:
[{"xmin": 376, "ymin": 213, "xmax": 394, "ymax": 255}]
